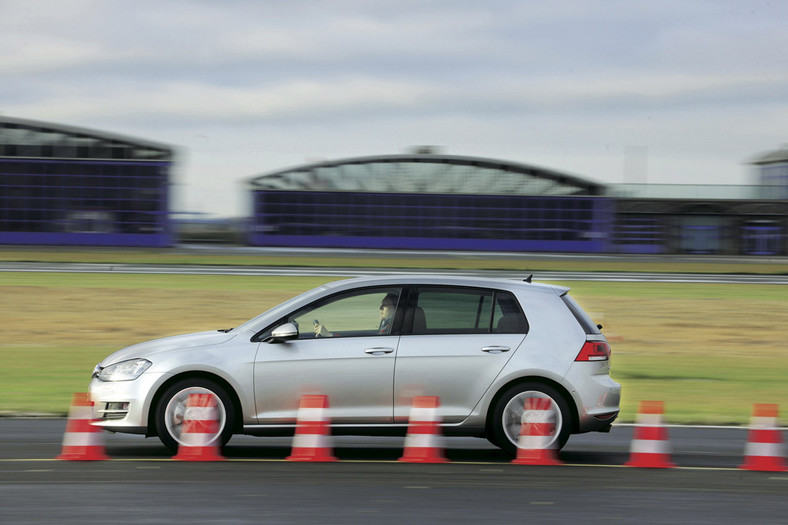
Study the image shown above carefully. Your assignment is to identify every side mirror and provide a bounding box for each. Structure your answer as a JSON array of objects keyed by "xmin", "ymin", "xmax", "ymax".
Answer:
[{"xmin": 264, "ymin": 322, "xmax": 299, "ymax": 343}]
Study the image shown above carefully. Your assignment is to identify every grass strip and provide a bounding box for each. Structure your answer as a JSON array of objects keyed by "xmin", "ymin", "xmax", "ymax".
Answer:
[{"xmin": 1, "ymin": 246, "xmax": 786, "ymax": 274}]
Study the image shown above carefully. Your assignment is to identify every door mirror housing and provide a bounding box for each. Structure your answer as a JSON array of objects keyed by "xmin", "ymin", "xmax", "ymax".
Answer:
[{"xmin": 265, "ymin": 323, "xmax": 299, "ymax": 343}]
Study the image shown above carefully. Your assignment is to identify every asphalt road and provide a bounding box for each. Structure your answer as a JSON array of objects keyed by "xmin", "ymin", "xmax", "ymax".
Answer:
[{"xmin": 2, "ymin": 419, "xmax": 786, "ymax": 524}]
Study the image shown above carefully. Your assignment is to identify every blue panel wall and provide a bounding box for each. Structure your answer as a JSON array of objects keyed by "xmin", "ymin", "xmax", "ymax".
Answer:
[
  {"xmin": 0, "ymin": 159, "xmax": 171, "ymax": 247},
  {"xmin": 249, "ymin": 191, "xmax": 614, "ymax": 252}
]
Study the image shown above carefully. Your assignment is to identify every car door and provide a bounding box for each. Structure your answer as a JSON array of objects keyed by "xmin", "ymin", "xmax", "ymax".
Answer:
[
  {"xmin": 254, "ymin": 286, "xmax": 403, "ymax": 425},
  {"xmin": 394, "ymin": 286, "xmax": 528, "ymax": 423}
]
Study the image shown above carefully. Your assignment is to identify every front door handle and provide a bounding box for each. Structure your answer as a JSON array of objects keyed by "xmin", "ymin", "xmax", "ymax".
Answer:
[
  {"xmin": 365, "ymin": 347, "xmax": 395, "ymax": 355},
  {"xmin": 482, "ymin": 346, "xmax": 510, "ymax": 354}
]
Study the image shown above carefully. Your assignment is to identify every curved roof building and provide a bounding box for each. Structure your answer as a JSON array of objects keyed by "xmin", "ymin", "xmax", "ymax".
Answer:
[
  {"xmin": 249, "ymin": 153, "xmax": 605, "ymax": 196},
  {"xmin": 248, "ymin": 152, "xmax": 613, "ymax": 252},
  {"xmin": 0, "ymin": 116, "xmax": 173, "ymax": 247}
]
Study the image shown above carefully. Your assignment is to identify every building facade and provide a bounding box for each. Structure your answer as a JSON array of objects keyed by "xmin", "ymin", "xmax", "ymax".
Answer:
[
  {"xmin": 0, "ymin": 117, "xmax": 173, "ymax": 247},
  {"xmin": 2, "ymin": 116, "xmax": 785, "ymax": 256},
  {"xmin": 248, "ymin": 152, "xmax": 788, "ymax": 256},
  {"xmin": 609, "ymin": 185, "xmax": 786, "ymax": 255},
  {"xmin": 752, "ymin": 145, "xmax": 788, "ymax": 199},
  {"xmin": 248, "ymin": 153, "xmax": 614, "ymax": 252}
]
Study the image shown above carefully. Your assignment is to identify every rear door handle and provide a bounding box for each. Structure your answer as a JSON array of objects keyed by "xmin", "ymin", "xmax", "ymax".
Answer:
[
  {"xmin": 365, "ymin": 347, "xmax": 395, "ymax": 355},
  {"xmin": 482, "ymin": 346, "xmax": 510, "ymax": 354}
]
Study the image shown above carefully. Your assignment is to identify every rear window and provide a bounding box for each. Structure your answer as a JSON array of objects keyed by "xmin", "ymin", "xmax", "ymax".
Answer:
[{"xmin": 561, "ymin": 294, "xmax": 601, "ymax": 335}]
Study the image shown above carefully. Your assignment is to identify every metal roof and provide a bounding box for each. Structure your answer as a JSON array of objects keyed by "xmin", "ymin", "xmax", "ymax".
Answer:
[
  {"xmin": 749, "ymin": 146, "xmax": 788, "ymax": 165},
  {"xmin": 0, "ymin": 116, "xmax": 173, "ymax": 161},
  {"xmin": 248, "ymin": 153, "xmax": 605, "ymax": 196}
]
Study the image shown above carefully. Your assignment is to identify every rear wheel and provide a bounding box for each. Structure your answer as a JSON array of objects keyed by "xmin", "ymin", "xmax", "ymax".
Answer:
[
  {"xmin": 489, "ymin": 382, "xmax": 571, "ymax": 457},
  {"xmin": 154, "ymin": 378, "xmax": 235, "ymax": 452}
]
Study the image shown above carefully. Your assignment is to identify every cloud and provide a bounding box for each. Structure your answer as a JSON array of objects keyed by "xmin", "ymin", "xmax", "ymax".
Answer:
[{"xmin": 2, "ymin": 0, "xmax": 788, "ymax": 216}]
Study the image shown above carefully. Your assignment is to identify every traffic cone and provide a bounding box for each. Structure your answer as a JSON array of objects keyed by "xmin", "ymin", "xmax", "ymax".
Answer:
[
  {"xmin": 173, "ymin": 393, "xmax": 225, "ymax": 461},
  {"xmin": 286, "ymin": 395, "xmax": 337, "ymax": 462},
  {"xmin": 57, "ymin": 392, "xmax": 109, "ymax": 461},
  {"xmin": 739, "ymin": 403, "xmax": 786, "ymax": 472},
  {"xmin": 512, "ymin": 396, "xmax": 562, "ymax": 466},
  {"xmin": 399, "ymin": 396, "xmax": 448, "ymax": 463},
  {"xmin": 625, "ymin": 400, "xmax": 675, "ymax": 468}
]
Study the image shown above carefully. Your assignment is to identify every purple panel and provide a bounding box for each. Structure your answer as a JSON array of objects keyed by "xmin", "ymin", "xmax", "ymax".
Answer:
[
  {"xmin": 0, "ymin": 232, "xmax": 171, "ymax": 247},
  {"xmin": 1, "ymin": 158, "xmax": 172, "ymax": 247},
  {"xmin": 248, "ymin": 190, "xmax": 616, "ymax": 253}
]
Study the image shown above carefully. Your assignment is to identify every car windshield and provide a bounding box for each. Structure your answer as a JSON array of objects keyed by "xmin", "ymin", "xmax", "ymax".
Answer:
[{"xmin": 233, "ymin": 284, "xmax": 335, "ymax": 333}]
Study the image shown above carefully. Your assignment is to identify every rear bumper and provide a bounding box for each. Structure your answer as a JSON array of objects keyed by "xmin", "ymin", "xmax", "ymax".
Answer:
[{"xmin": 563, "ymin": 365, "xmax": 622, "ymax": 434}]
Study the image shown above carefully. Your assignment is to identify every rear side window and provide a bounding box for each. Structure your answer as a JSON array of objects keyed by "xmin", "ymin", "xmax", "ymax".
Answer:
[
  {"xmin": 412, "ymin": 287, "xmax": 528, "ymax": 335},
  {"xmin": 561, "ymin": 294, "xmax": 601, "ymax": 335}
]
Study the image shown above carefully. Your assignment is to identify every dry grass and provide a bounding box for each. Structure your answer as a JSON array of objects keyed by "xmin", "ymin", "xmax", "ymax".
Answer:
[
  {"xmin": 2, "ymin": 286, "xmax": 292, "ymax": 347},
  {"xmin": 566, "ymin": 283, "xmax": 788, "ymax": 425}
]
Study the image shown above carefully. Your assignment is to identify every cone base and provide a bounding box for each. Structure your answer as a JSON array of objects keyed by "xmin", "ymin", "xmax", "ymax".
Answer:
[
  {"xmin": 625, "ymin": 462, "xmax": 675, "ymax": 469},
  {"xmin": 739, "ymin": 458, "xmax": 787, "ymax": 472},
  {"xmin": 398, "ymin": 456, "xmax": 448, "ymax": 464},
  {"xmin": 512, "ymin": 450, "xmax": 562, "ymax": 466},
  {"xmin": 625, "ymin": 453, "xmax": 675, "ymax": 469},
  {"xmin": 173, "ymin": 447, "xmax": 225, "ymax": 462},
  {"xmin": 56, "ymin": 452, "xmax": 110, "ymax": 461},
  {"xmin": 286, "ymin": 453, "xmax": 338, "ymax": 462}
]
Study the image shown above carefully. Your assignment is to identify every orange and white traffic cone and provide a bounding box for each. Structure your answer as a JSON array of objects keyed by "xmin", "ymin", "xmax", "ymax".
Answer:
[
  {"xmin": 286, "ymin": 395, "xmax": 337, "ymax": 462},
  {"xmin": 173, "ymin": 393, "xmax": 225, "ymax": 461},
  {"xmin": 739, "ymin": 403, "xmax": 786, "ymax": 472},
  {"xmin": 57, "ymin": 392, "xmax": 109, "ymax": 461},
  {"xmin": 625, "ymin": 400, "xmax": 675, "ymax": 468},
  {"xmin": 399, "ymin": 396, "xmax": 448, "ymax": 463},
  {"xmin": 512, "ymin": 396, "xmax": 562, "ymax": 466}
]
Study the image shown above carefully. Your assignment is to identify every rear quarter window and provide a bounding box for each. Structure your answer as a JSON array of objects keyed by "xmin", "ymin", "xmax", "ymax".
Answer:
[{"xmin": 561, "ymin": 294, "xmax": 601, "ymax": 335}]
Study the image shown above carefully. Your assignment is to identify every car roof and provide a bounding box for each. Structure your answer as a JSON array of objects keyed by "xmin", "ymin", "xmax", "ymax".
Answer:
[{"xmin": 321, "ymin": 274, "xmax": 569, "ymax": 295}]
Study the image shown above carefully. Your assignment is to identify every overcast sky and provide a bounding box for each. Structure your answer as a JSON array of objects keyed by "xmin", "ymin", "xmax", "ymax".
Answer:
[{"xmin": 3, "ymin": 0, "xmax": 787, "ymax": 217}]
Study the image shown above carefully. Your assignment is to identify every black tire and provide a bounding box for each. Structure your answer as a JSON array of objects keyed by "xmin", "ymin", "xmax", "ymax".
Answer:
[
  {"xmin": 488, "ymin": 382, "xmax": 572, "ymax": 457},
  {"xmin": 154, "ymin": 378, "xmax": 235, "ymax": 452}
]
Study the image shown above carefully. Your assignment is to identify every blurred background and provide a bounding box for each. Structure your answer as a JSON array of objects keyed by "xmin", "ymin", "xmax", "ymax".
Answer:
[
  {"xmin": 1, "ymin": 0, "xmax": 787, "ymax": 255},
  {"xmin": 1, "ymin": 119, "xmax": 786, "ymax": 254}
]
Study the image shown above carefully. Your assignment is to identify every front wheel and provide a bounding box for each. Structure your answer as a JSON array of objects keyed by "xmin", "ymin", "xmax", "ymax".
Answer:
[
  {"xmin": 154, "ymin": 378, "xmax": 235, "ymax": 452},
  {"xmin": 489, "ymin": 382, "xmax": 572, "ymax": 457}
]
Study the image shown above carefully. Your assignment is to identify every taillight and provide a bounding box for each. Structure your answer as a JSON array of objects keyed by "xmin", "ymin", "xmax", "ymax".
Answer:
[{"xmin": 575, "ymin": 341, "xmax": 610, "ymax": 361}]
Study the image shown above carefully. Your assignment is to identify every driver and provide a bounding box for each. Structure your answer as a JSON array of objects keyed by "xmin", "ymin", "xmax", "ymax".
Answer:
[{"xmin": 314, "ymin": 293, "xmax": 398, "ymax": 337}]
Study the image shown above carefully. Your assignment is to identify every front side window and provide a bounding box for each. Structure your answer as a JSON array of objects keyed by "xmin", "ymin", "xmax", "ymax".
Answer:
[{"xmin": 289, "ymin": 287, "xmax": 402, "ymax": 339}]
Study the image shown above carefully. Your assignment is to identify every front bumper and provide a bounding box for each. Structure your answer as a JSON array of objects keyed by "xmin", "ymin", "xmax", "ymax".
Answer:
[{"xmin": 88, "ymin": 372, "xmax": 168, "ymax": 434}]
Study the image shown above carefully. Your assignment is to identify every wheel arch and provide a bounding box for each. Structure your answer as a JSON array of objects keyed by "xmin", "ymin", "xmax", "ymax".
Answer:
[
  {"xmin": 485, "ymin": 376, "xmax": 579, "ymax": 436},
  {"xmin": 146, "ymin": 371, "xmax": 244, "ymax": 438}
]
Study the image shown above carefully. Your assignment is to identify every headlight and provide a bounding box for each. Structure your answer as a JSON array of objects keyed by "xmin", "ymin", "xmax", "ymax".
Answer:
[{"xmin": 97, "ymin": 359, "xmax": 152, "ymax": 382}]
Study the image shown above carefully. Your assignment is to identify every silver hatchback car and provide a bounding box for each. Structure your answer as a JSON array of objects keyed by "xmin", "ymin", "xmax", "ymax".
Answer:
[{"xmin": 89, "ymin": 275, "xmax": 621, "ymax": 455}]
